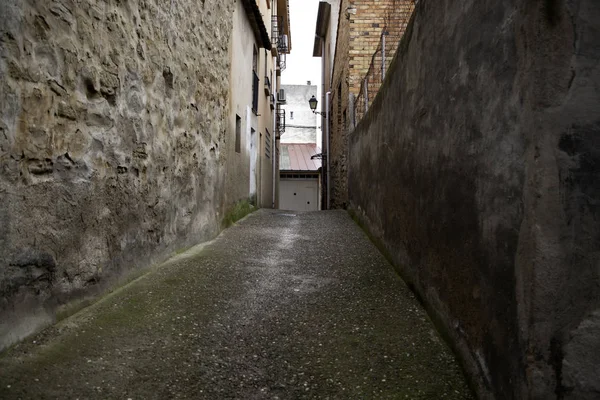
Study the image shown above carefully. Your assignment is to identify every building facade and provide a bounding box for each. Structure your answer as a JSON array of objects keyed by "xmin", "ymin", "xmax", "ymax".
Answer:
[
  {"xmin": 228, "ymin": 0, "xmax": 291, "ymax": 210},
  {"xmin": 314, "ymin": 0, "xmax": 414, "ymax": 209}
]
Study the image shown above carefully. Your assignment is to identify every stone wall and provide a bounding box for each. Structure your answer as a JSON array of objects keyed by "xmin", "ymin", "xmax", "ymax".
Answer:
[
  {"xmin": 0, "ymin": 0, "xmax": 235, "ymax": 350},
  {"xmin": 348, "ymin": 0, "xmax": 600, "ymax": 399}
]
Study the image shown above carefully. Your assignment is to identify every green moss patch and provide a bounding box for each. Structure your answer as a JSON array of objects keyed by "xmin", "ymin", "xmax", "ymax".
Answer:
[{"xmin": 222, "ymin": 199, "xmax": 256, "ymax": 228}]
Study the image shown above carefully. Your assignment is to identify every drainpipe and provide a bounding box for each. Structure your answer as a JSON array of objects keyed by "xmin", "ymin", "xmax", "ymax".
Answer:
[
  {"xmin": 326, "ymin": 90, "xmax": 331, "ymax": 210},
  {"xmin": 318, "ymin": 33, "xmax": 330, "ymax": 210},
  {"xmin": 272, "ymin": 58, "xmax": 277, "ymax": 209}
]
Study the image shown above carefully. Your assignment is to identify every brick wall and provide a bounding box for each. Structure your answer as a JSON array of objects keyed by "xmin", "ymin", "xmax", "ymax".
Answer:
[
  {"xmin": 328, "ymin": 0, "xmax": 414, "ymax": 209},
  {"xmin": 349, "ymin": 0, "xmax": 414, "ymax": 96},
  {"xmin": 329, "ymin": 0, "xmax": 350, "ymax": 209}
]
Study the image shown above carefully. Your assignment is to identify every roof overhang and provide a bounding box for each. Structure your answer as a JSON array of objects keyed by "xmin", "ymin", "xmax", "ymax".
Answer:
[
  {"xmin": 279, "ymin": 143, "xmax": 321, "ymax": 171},
  {"xmin": 241, "ymin": 0, "xmax": 272, "ymax": 50},
  {"xmin": 313, "ymin": 2, "xmax": 331, "ymax": 57}
]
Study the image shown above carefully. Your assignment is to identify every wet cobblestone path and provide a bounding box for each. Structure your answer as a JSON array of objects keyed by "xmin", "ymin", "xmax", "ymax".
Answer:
[{"xmin": 0, "ymin": 210, "xmax": 473, "ymax": 399}]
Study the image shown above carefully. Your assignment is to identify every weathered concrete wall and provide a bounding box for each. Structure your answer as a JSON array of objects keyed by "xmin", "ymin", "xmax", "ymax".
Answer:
[
  {"xmin": 0, "ymin": 0, "xmax": 235, "ymax": 350},
  {"xmin": 348, "ymin": 0, "xmax": 600, "ymax": 399}
]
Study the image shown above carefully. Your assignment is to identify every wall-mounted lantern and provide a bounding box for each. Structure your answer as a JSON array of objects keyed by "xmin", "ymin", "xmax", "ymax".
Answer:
[{"xmin": 309, "ymin": 95, "xmax": 325, "ymax": 115}]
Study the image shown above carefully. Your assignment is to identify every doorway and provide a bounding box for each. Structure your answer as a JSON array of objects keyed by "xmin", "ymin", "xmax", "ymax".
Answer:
[{"xmin": 249, "ymin": 128, "xmax": 257, "ymax": 203}]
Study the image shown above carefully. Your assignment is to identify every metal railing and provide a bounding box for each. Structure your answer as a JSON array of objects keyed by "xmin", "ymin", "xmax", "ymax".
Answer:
[
  {"xmin": 277, "ymin": 52, "xmax": 286, "ymax": 72},
  {"xmin": 271, "ymin": 16, "xmax": 282, "ymax": 48},
  {"xmin": 278, "ymin": 34, "xmax": 289, "ymax": 54},
  {"xmin": 354, "ymin": 1, "xmax": 415, "ymax": 125},
  {"xmin": 276, "ymin": 107, "xmax": 285, "ymax": 137}
]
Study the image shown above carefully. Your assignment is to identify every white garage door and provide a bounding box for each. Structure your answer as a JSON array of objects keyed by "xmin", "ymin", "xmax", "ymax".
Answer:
[{"xmin": 280, "ymin": 179, "xmax": 319, "ymax": 211}]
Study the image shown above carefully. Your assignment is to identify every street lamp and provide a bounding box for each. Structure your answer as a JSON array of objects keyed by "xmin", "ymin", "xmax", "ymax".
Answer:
[{"xmin": 309, "ymin": 95, "xmax": 325, "ymax": 115}]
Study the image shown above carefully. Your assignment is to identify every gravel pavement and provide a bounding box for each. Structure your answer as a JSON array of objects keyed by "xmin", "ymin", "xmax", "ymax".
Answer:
[{"xmin": 0, "ymin": 210, "xmax": 474, "ymax": 399}]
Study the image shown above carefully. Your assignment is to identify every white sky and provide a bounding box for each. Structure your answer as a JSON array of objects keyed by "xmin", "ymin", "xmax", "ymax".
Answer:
[{"xmin": 281, "ymin": 0, "xmax": 321, "ymax": 91}]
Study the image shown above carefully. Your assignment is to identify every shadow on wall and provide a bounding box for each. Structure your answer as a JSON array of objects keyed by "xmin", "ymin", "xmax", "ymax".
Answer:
[{"xmin": 347, "ymin": 0, "xmax": 600, "ymax": 399}]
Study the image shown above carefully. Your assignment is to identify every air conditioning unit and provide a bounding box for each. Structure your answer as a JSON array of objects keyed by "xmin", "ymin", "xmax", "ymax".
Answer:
[{"xmin": 277, "ymin": 88, "xmax": 286, "ymax": 103}]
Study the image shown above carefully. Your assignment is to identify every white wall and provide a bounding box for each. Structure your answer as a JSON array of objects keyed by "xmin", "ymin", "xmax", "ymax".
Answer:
[
  {"xmin": 280, "ymin": 84, "xmax": 319, "ymax": 145},
  {"xmin": 280, "ymin": 179, "xmax": 319, "ymax": 211},
  {"xmin": 228, "ymin": 1, "xmax": 260, "ymax": 204}
]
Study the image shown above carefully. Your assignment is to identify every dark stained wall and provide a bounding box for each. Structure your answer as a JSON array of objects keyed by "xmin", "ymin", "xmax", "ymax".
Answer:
[{"xmin": 348, "ymin": 0, "xmax": 600, "ymax": 398}]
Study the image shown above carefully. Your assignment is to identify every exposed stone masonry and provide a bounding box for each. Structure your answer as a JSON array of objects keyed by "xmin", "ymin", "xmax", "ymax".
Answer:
[{"xmin": 0, "ymin": 0, "xmax": 235, "ymax": 350}]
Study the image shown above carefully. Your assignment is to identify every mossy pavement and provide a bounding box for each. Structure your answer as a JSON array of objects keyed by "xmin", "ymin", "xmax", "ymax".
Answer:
[{"xmin": 0, "ymin": 210, "xmax": 473, "ymax": 399}]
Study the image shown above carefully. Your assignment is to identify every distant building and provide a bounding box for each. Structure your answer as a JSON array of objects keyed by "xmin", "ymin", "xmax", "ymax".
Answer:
[
  {"xmin": 277, "ymin": 82, "xmax": 321, "ymax": 210},
  {"xmin": 279, "ymin": 143, "xmax": 321, "ymax": 212},
  {"xmin": 279, "ymin": 83, "xmax": 319, "ymax": 144}
]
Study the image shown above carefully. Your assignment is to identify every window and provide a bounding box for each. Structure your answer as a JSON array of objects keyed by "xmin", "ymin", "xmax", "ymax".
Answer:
[
  {"xmin": 280, "ymin": 173, "xmax": 319, "ymax": 179},
  {"xmin": 235, "ymin": 114, "xmax": 241, "ymax": 153},
  {"xmin": 252, "ymin": 72, "xmax": 259, "ymax": 113},
  {"xmin": 252, "ymin": 46, "xmax": 258, "ymax": 72},
  {"xmin": 252, "ymin": 46, "xmax": 259, "ymax": 114},
  {"xmin": 290, "ymin": 111, "xmax": 294, "ymax": 120}
]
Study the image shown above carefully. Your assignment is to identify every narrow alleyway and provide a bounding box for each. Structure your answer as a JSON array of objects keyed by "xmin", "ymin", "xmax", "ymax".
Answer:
[{"xmin": 0, "ymin": 210, "xmax": 473, "ymax": 399}]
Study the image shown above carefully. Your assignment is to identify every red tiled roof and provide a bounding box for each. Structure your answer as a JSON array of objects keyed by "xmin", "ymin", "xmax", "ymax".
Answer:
[{"xmin": 280, "ymin": 143, "xmax": 321, "ymax": 172}]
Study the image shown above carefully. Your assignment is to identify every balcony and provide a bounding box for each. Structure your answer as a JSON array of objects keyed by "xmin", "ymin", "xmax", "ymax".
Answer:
[
  {"xmin": 271, "ymin": 16, "xmax": 282, "ymax": 54},
  {"xmin": 278, "ymin": 33, "xmax": 289, "ymax": 54},
  {"xmin": 276, "ymin": 107, "xmax": 285, "ymax": 138}
]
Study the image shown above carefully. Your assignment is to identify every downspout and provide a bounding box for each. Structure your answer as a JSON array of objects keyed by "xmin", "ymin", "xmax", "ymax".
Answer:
[
  {"xmin": 271, "ymin": 0, "xmax": 277, "ymax": 209},
  {"xmin": 319, "ymin": 34, "xmax": 330, "ymax": 210},
  {"xmin": 272, "ymin": 58, "xmax": 277, "ymax": 209},
  {"xmin": 272, "ymin": 107, "xmax": 276, "ymax": 209},
  {"xmin": 326, "ymin": 90, "xmax": 331, "ymax": 210}
]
